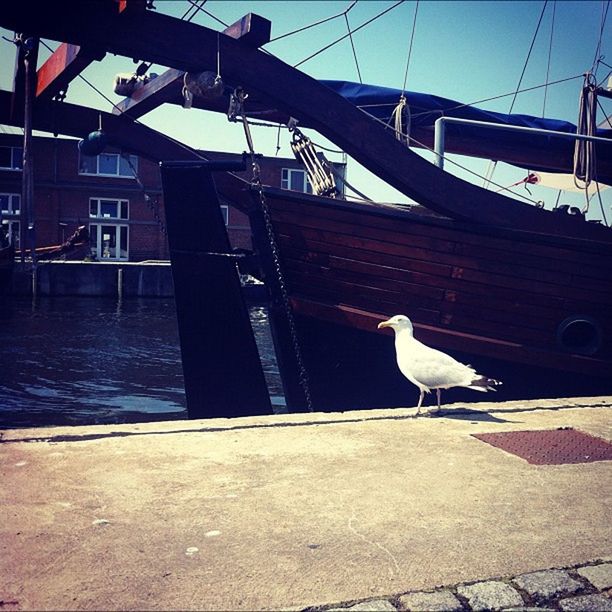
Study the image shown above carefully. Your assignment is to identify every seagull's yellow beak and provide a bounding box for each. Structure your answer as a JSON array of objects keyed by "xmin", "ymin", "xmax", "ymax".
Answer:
[{"xmin": 377, "ymin": 320, "xmax": 391, "ymax": 329}]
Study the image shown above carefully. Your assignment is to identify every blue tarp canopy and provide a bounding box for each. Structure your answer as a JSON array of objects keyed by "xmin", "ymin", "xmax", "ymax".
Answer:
[
  {"xmin": 322, "ymin": 80, "xmax": 611, "ymax": 135},
  {"xmin": 321, "ymin": 80, "xmax": 612, "ymax": 173}
]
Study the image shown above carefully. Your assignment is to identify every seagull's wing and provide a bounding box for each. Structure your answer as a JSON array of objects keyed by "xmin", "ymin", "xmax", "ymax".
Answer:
[{"xmin": 397, "ymin": 338, "xmax": 476, "ymax": 389}]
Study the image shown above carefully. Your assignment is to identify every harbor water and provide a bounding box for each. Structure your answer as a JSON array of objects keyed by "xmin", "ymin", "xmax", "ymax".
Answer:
[{"xmin": 0, "ymin": 297, "xmax": 284, "ymax": 428}]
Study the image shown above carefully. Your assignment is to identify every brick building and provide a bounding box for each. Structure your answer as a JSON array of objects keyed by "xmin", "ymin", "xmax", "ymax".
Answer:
[{"xmin": 0, "ymin": 134, "xmax": 345, "ymax": 261}]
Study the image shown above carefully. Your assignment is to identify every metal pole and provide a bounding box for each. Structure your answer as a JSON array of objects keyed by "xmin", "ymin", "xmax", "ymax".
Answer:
[
  {"xmin": 433, "ymin": 116, "xmax": 612, "ymax": 170},
  {"xmin": 117, "ymin": 267, "xmax": 123, "ymax": 300},
  {"xmin": 21, "ymin": 36, "xmax": 38, "ymax": 270},
  {"xmin": 434, "ymin": 118, "xmax": 445, "ymax": 169}
]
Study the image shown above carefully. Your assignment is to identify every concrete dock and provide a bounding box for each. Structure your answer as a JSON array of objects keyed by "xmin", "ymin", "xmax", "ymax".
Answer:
[{"xmin": 1, "ymin": 396, "xmax": 611, "ymax": 611}]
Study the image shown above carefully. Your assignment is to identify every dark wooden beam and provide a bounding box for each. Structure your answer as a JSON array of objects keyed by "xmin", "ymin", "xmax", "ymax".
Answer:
[
  {"xmin": 117, "ymin": 0, "xmax": 148, "ymax": 14},
  {"xmin": 0, "ymin": 89, "xmax": 194, "ymax": 161},
  {"xmin": 1, "ymin": 3, "xmax": 610, "ymax": 241},
  {"xmin": 0, "ymin": 89, "xmax": 251, "ymax": 208},
  {"xmin": 161, "ymin": 161, "xmax": 272, "ymax": 418},
  {"xmin": 224, "ymin": 13, "xmax": 271, "ymax": 47},
  {"xmin": 113, "ymin": 13, "xmax": 270, "ymax": 119},
  {"xmin": 36, "ymin": 43, "xmax": 105, "ymax": 99},
  {"xmin": 113, "ymin": 68, "xmax": 184, "ymax": 118}
]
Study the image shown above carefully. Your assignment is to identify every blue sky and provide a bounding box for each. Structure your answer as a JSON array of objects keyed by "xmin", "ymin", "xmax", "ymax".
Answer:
[{"xmin": 0, "ymin": 0, "xmax": 610, "ymax": 218}]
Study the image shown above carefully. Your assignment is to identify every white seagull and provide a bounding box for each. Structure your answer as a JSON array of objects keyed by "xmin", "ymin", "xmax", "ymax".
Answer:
[{"xmin": 377, "ymin": 314, "xmax": 502, "ymax": 414}]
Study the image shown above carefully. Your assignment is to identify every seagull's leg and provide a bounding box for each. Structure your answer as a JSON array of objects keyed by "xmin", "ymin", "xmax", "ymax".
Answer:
[
  {"xmin": 436, "ymin": 388, "xmax": 441, "ymax": 411},
  {"xmin": 416, "ymin": 390, "xmax": 424, "ymax": 415}
]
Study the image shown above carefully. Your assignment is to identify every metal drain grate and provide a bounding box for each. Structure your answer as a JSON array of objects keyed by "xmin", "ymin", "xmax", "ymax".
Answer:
[{"xmin": 472, "ymin": 428, "xmax": 612, "ymax": 465}]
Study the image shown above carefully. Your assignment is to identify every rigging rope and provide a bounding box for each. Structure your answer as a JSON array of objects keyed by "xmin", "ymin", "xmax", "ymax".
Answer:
[
  {"xmin": 484, "ymin": 0, "xmax": 549, "ymax": 188},
  {"xmin": 590, "ymin": 0, "xmax": 611, "ymax": 76},
  {"xmin": 390, "ymin": 0, "xmax": 419, "ymax": 146},
  {"xmin": 330, "ymin": 166, "xmax": 374, "ymax": 201},
  {"xmin": 401, "ymin": 0, "xmax": 419, "ymax": 96},
  {"xmin": 542, "ymin": 0, "xmax": 556, "ymax": 118},
  {"xmin": 344, "ymin": 9, "xmax": 363, "ymax": 84},
  {"xmin": 181, "ymin": 0, "xmax": 207, "ymax": 22},
  {"xmin": 520, "ymin": 1, "xmax": 556, "ymax": 210},
  {"xmin": 184, "ymin": 0, "xmax": 229, "ymax": 28},
  {"xmin": 269, "ymin": 1, "xmax": 357, "ymax": 43},
  {"xmin": 509, "ymin": 0, "xmax": 549, "ymax": 114},
  {"xmin": 598, "ymin": 98, "xmax": 612, "ymax": 128},
  {"xmin": 390, "ymin": 96, "xmax": 409, "ymax": 146},
  {"xmin": 593, "ymin": 174, "xmax": 609, "ymax": 225},
  {"xmin": 357, "ymin": 74, "xmax": 584, "ymax": 123},
  {"xmin": 494, "ymin": 172, "xmax": 539, "ymax": 195},
  {"xmin": 573, "ymin": 73, "xmax": 597, "ymax": 215},
  {"xmin": 368, "ymin": 111, "xmax": 548, "ymax": 207},
  {"xmin": 294, "ymin": 0, "xmax": 404, "ymax": 68}
]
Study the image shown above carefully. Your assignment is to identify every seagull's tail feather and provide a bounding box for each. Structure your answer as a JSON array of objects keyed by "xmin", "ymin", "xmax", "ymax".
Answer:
[{"xmin": 468, "ymin": 376, "xmax": 502, "ymax": 392}]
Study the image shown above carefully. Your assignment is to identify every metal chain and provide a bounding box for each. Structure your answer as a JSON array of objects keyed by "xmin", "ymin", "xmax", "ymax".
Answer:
[
  {"xmin": 144, "ymin": 194, "xmax": 167, "ymax": 236},
  {"xmin": 232, "ymin": 89, "xmax": 314, "ymax": 412},
  {"xmin": 123, "ymin": 153, "xmax": 167, "ymax": 236},
  {"xmin": 254, "ymin": 182, "xmax": 314, "ymax": 412}
]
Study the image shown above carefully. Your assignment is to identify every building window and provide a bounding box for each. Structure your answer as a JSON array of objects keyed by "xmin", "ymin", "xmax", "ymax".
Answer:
[
  {"xmin": 0, "ymin": 193, "xmax": 21, "ymax": 215},
  {"xmin": 1, "ymin": 220, "xmax": 20, "ymax": 248},
  {"xmin": 89, "ymin": 198, "xmax": 129, "ymax": 220},
  {"xmin": 79, "ymin": 151, "xmax": 138, "ymax": 178},
  {"xmin": 89, "ymin": 224, "xmax": 129, "ymax": 260},
  {"xmin": 0, "ymin": 146, "xmax": 23, "ymax": 171},
  {"xmin": 220, "ymin": 204, "xmax": 229, "ymax": 226},
  {"xmin": 281, "ymin": 168, "xmax": 312, "ymax": 194},
  {"xmin": 89, "ymin": 198, "xmax": 129, "ymax": 260}
]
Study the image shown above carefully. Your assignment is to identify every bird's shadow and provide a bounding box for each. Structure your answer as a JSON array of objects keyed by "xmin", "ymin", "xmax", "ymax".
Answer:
[{"xmin": 424, "ymin": 407, "xmax": 521, "ymax": 423}]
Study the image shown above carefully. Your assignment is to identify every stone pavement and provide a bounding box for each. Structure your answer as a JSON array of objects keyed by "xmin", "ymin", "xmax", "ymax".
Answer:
[
  {"xmin": 1, "ymin": 396, "xmax": 611, "ymax": 611},
  {"xmin": 310, "ymin": 560, "xmax": 612, "ymax": 611}
]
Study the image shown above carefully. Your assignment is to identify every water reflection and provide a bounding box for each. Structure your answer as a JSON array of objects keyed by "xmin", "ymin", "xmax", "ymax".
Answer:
[{"xmin": 0, "ymin": 297, "xmax": 282, "ymax": 428}]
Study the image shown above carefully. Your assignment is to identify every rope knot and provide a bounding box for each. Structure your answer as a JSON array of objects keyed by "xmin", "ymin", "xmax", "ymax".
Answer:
[{"xmin": 391, "ymin": 95, "xmax": 410, "ymax": 146}]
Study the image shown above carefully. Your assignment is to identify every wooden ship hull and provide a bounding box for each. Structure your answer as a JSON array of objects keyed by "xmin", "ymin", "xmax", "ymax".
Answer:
[{"xmin": 247, "ymin": 186, "xmax": 612, "ymax": 410}]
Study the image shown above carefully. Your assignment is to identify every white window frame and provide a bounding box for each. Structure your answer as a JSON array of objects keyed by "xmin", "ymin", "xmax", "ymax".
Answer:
[
  {"xmin": 79, "ymin": 152, "xmax": 138, "ymax": 178},
  {"xmin": 89, "ymin": 197, "xmax": 129, "ymax": 220},
  {"xmin": 220, "ymin": 204, "xmax": 229, "ymax": 226},
  {"xmin": 0, "ymin": 146, "xmax": 23, "ymax": 171},
  {"xmin": 89, "ymin": 223, "xmax": 129, "ymax": 261},
  {"xmin": 281, "ymin": 168, "xmax": 312, "ymax": 194},
  {"xmin": 1, "ymin": 219, "xmax": 20, "ymax": 248},
  {"xmin": 0, "ymin": 193, "xmax": 21, "ymax": 215}
]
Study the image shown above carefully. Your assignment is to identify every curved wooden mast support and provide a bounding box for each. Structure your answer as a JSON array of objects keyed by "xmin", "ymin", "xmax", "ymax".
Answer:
[
  {"xmin": 0, "ymin": 90, "xmax": 251, "ymax": 209},
  {"xmin": 1, "ymin": 1, "xmax": 611, "ymax": 241}
]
